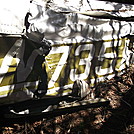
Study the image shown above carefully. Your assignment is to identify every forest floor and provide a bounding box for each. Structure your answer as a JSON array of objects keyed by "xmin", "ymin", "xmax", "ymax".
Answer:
[{"xmin": 0, "ymin": 64, "xmax": 134, "ymax": 134}]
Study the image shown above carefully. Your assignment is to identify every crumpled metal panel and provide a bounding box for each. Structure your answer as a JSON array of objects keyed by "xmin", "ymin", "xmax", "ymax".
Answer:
[{"xmin": 0, "ymin": 0, "xmax": 134, "ymax": 105}]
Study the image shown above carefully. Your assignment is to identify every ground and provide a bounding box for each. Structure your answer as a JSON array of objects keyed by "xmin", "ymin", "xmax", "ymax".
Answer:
[{"xmin": 0, "ymin": 64, "xmax": 134, "ymax": 134}]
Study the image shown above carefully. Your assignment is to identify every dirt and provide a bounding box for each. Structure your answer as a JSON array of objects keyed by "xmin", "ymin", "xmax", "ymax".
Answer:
[{"xmin": 0, "ymin": 64, "xmax": 134, "ymax": 134}]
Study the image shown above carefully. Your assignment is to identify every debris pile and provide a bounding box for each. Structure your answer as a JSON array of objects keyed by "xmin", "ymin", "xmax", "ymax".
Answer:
[{"xmin": 1, "ymin": 64, "xmax": 134, "ymax": 134}]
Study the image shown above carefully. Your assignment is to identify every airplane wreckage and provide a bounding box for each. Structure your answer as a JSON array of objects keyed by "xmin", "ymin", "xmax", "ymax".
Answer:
[{"xmin": 0, "ymin": 0, "xmax": 134, "ymax": 121}]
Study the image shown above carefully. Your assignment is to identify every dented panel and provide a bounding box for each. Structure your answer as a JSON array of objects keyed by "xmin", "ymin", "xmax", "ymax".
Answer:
[{"xmin": 0, "ymin": 0, "xmax": 134, "ymax": 105}]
